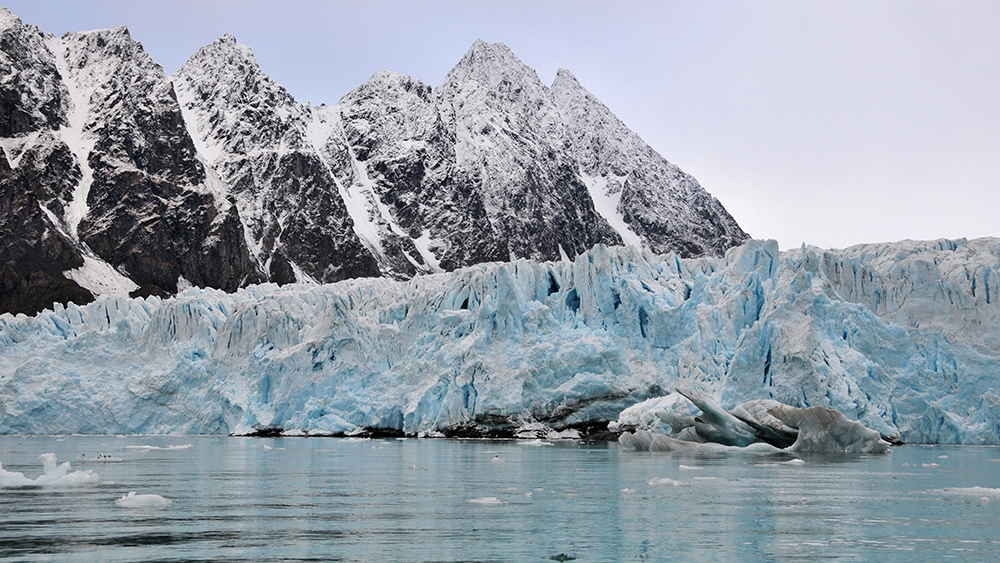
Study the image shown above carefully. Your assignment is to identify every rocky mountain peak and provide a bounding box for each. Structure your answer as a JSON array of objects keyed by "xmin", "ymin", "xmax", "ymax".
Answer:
[
  {"xmin": 551, "ymin": 68, "xmax": 582, "ymax": 90},
  {"xmin": 2, "ymin": 20, "xmax": 750, "ymax": 316},
  {"xmin": 551, "ymin": 64, "xmax": 750, "ymax": 257},
  {"xmin": 0, "ymin": 6, "xmax": 22, "ymax": 30},
  {"xmin": 175, "ymin": 34, "xmax": 297, "ymax": 110},
  {"xmin": 181, "ymin": 33, "xmax": 258, "ymax": 74},
  {"xmin": 172, "ymin": 34, "xmax": 303, "ymax": 162},
  {"xmin": 0, "ymin": 9, "xmax": 67, "ymax": 137},
  {"xmin": 350, "ymin": 70, "xmax": 432, "ymax": 101},
  {"xmin": 441, "ymin": 39, "xmax": 544, "ymax": 94},
  {"xmin": 59, "ymin": 25, "xmax": 163, "ymax": 83}
]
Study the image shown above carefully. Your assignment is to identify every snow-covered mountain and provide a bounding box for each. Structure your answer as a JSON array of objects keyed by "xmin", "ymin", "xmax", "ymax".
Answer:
[
  {"xmin": 0, "ymin": 9, "xmax": 748, "ymax": 315},
  {"xmin": 1, "ymin": 10, "xmax": 258, "ymax": 317},
  {"xmin": 1, "ymin": 237, "xmax": 998, "ymax": 443}
]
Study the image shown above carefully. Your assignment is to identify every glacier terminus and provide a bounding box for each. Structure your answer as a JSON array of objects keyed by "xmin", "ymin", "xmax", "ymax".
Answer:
[{"xmin": 2, "ymin": 238, "xmax": 998, "ymax": 444}]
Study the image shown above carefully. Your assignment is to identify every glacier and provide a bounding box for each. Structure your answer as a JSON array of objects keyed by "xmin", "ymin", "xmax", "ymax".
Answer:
[{"xmin": 1, "ymin": 237, "xmax": 999, "ymax": 444}]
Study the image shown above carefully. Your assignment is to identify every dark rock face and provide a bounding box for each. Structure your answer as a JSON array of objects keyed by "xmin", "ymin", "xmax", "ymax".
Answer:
[
  {"xmin": 435, "ymin": 41, "xmax": 623, "ymax": 262},
  {"xmin": 58, "ymin": 27, "xmax": 259, "ymax": 295},
  {"xmin": 0, "ymin": 14, "xmax": 87, "ymax": 313},
  {"xmin": 0, "ymin": 14, "xmax": 66, "ymax": 137},
  {"xmin": 1, "ymin": 8, "xmax": 750, "ymax": 316},
  {"xmin": 334, "ymin": 71, "xmax": 508, "ymax": 273},
  {"xmin": 1, "ymin": 13, "xmax": 258, "ymax": 314},
  {"xmin": 171, "ymin": 35, "xmax": 381, "ymax": 283}
]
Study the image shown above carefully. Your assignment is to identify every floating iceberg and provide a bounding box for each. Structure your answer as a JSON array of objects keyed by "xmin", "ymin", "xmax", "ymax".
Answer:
[
  {"xmin": 114, "ymin": 491, "xmax": 173, "ymax": 509},
  {"xmin": 466, "ymin": 497, "xmax": 507, "ymax": 505},
  {"xmin": 616, "ymin": 390, "xmax": 891, "ymax": 454},
  {"xmin": 0, "ymin": 453, "xmax": 99, "ymax": 488},
  {"xmin": 124, "ymin": 444, "xmax": 193, "ymax": 451},
  {"xmin": 1, "ymin": 238, "xmax": 999, "ymax": 443},
  {"xmin": 938, "ymin": 487, "xmax": 1000, "ymax": 498}
]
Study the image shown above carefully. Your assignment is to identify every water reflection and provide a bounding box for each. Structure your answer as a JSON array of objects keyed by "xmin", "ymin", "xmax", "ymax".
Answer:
[{"xmin": 0, "ymin": 437, "xmax": 998, "ymax": 562}]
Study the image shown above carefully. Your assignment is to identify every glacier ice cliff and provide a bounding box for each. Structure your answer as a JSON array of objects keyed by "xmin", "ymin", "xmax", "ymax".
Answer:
[{"xmin": 1, "ymin": 237, "xmax": 999, "ymax": 444}]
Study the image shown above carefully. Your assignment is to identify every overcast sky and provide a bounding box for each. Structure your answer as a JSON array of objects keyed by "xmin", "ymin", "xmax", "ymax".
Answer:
[{"xmin": 7, "ymin": 1, "xmax": 998, "ymax": 250}]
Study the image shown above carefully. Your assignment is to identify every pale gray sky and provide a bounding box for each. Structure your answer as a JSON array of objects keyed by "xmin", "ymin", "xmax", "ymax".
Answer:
[{"xmin": 7, "ymin": 1, "xmax": 998, "ymax": 250}]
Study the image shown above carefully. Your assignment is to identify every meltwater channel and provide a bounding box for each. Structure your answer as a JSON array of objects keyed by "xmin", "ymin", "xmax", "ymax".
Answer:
[{"xmin": 2, "ymin": 436, "xmax": 999, "ymax": 562}]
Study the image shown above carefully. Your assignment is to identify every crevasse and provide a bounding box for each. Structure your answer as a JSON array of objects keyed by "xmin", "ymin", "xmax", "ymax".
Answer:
[{"xmin": 1, "ymin": 238, "xmax": 998, "ymax": 443}]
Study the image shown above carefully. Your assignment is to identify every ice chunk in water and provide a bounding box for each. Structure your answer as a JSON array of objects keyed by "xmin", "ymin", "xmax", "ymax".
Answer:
[
  {"xmin": 768, "ymin": 405, "xmax": 891, "ymax": 454},
  {"xmin": 115, "ymin": 491, "xmax": 173, "ymax": 509},
  {"xmin": 466, "ymin": 497, "xmax": 506, "ymax": 505},
  {"xmin": 938, "ymin": 487, "xmax": 1000, "ymax": 497},
  {"xmin": 676, "ymin": 389, "xmax": 757, "ymax": 447},
  {"xmin": 0, "ymin": 453, "xmax": 98, "ymax": 488},
  {"xmin": 616, "ymin": 394, "xmax": 889, "ymax": 454},
  {"xmin": 124, "ymin": 444, "xmax": 193, "ymax": 451},
  {"xmin": 647, "ymin": 478, "xmax": 681, "ymax": 486}
]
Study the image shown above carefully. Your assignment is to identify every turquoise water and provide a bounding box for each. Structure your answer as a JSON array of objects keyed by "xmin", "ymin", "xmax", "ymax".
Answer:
[{"xmin": 1, "ymin": 436, "xmax": 999, "ymax": 562}]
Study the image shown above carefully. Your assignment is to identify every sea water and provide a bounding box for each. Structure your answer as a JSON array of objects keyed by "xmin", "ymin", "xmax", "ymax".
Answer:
[{"xmin": 1, "ymin": 436, "xmax": 999, "ymax": 562}]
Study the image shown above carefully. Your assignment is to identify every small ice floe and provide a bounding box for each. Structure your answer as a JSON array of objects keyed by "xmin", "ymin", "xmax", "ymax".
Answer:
[
  {"xmin": 0, "ymin": 453, "xmax": 99, "ymax": 488},
  {"xmin": 262, "ymin": 444, "xmax": 272, "ymax": 450},
  {"xmin": 755, "ymin": 458, "xmax": 804, "ymax": 467},
  {"xmin": 938, "ymin": 487, "xmax": 1000, "ymax": 498},
  {"xmin": 466, "ymin": 497, "xmax": 507, "ymax": 505},
  {"xmin": 938, "ymin": 455, "xmax": 949, "ymax": 459},
  {"xmin": 546, "ymin": 429, "xmax": 581, "ymax": 441},
  {"xmin": 491, "ymin": 454, "xmax": 505, "ymax": 463},
  {"xmin": 647, "ymin": 477, "xmax": 681, "ymax": 487},
  {"xmin": 114, "ymin": 491, "xmax": 172, "ymax": 509},
  {"xmin": 678, "ymin": 465, "xmax": 702, "ymax": 471},
  {"xmin": 125, "ymin": 444, "xmax": 193, "ymax": 451},
  {"xmin": 621, "ymin": 487, "xmax": 635, "ymax": 494},
  {"xmin": 519, "ymin": 439, "xmax": 554, "ymax": 447},
  {"xmin": 921, "ymin": 463, "xmax": 940, "ymax": 467}
]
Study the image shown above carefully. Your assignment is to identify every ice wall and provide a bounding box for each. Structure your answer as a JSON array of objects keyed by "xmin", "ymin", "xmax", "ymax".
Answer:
[{"xmin": 1, "ymin": 238, "xmax": 998, "ymax": 443}]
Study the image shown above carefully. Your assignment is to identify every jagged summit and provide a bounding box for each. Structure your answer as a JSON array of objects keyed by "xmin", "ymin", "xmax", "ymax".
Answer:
[
  {"xmin": 181, "ymin": 33, "xmax": 258, "ymax": 71},
  {"xmin": 442, "ymin": 39, "xmax": 545, "ymax": 94},
  {"xmin": 551, "ymin": 62, "xmax": 749, "ymax": 256},
  {"xmin": 2, "ymin": 18, "xmax": 749, "ymax": 315},
  {"xmin": 552, "ymin": 67, "xmax": 581, "ymax": 89},
  {"xmin": 455, "ymin": 39, "xmax": 522, "ymax": 69},
  {"xmin": 173, "ymin": 34, "xmax": 302, "ymax": 160},
  {"xmin": 0, "ymin": 6, "xmax": 21, "ymax": 30}
]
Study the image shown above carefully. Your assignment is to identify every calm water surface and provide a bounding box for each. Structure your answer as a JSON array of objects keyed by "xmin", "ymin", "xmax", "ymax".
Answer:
[{"xmin": 1, "ymin": 436, "xmax": 999, "ymax": 562}]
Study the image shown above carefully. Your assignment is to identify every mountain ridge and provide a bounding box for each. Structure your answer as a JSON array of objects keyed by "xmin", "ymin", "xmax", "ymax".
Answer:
[{"xmin": 0, "ymin": 8, "xmax": 749, "ymax": 315}]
